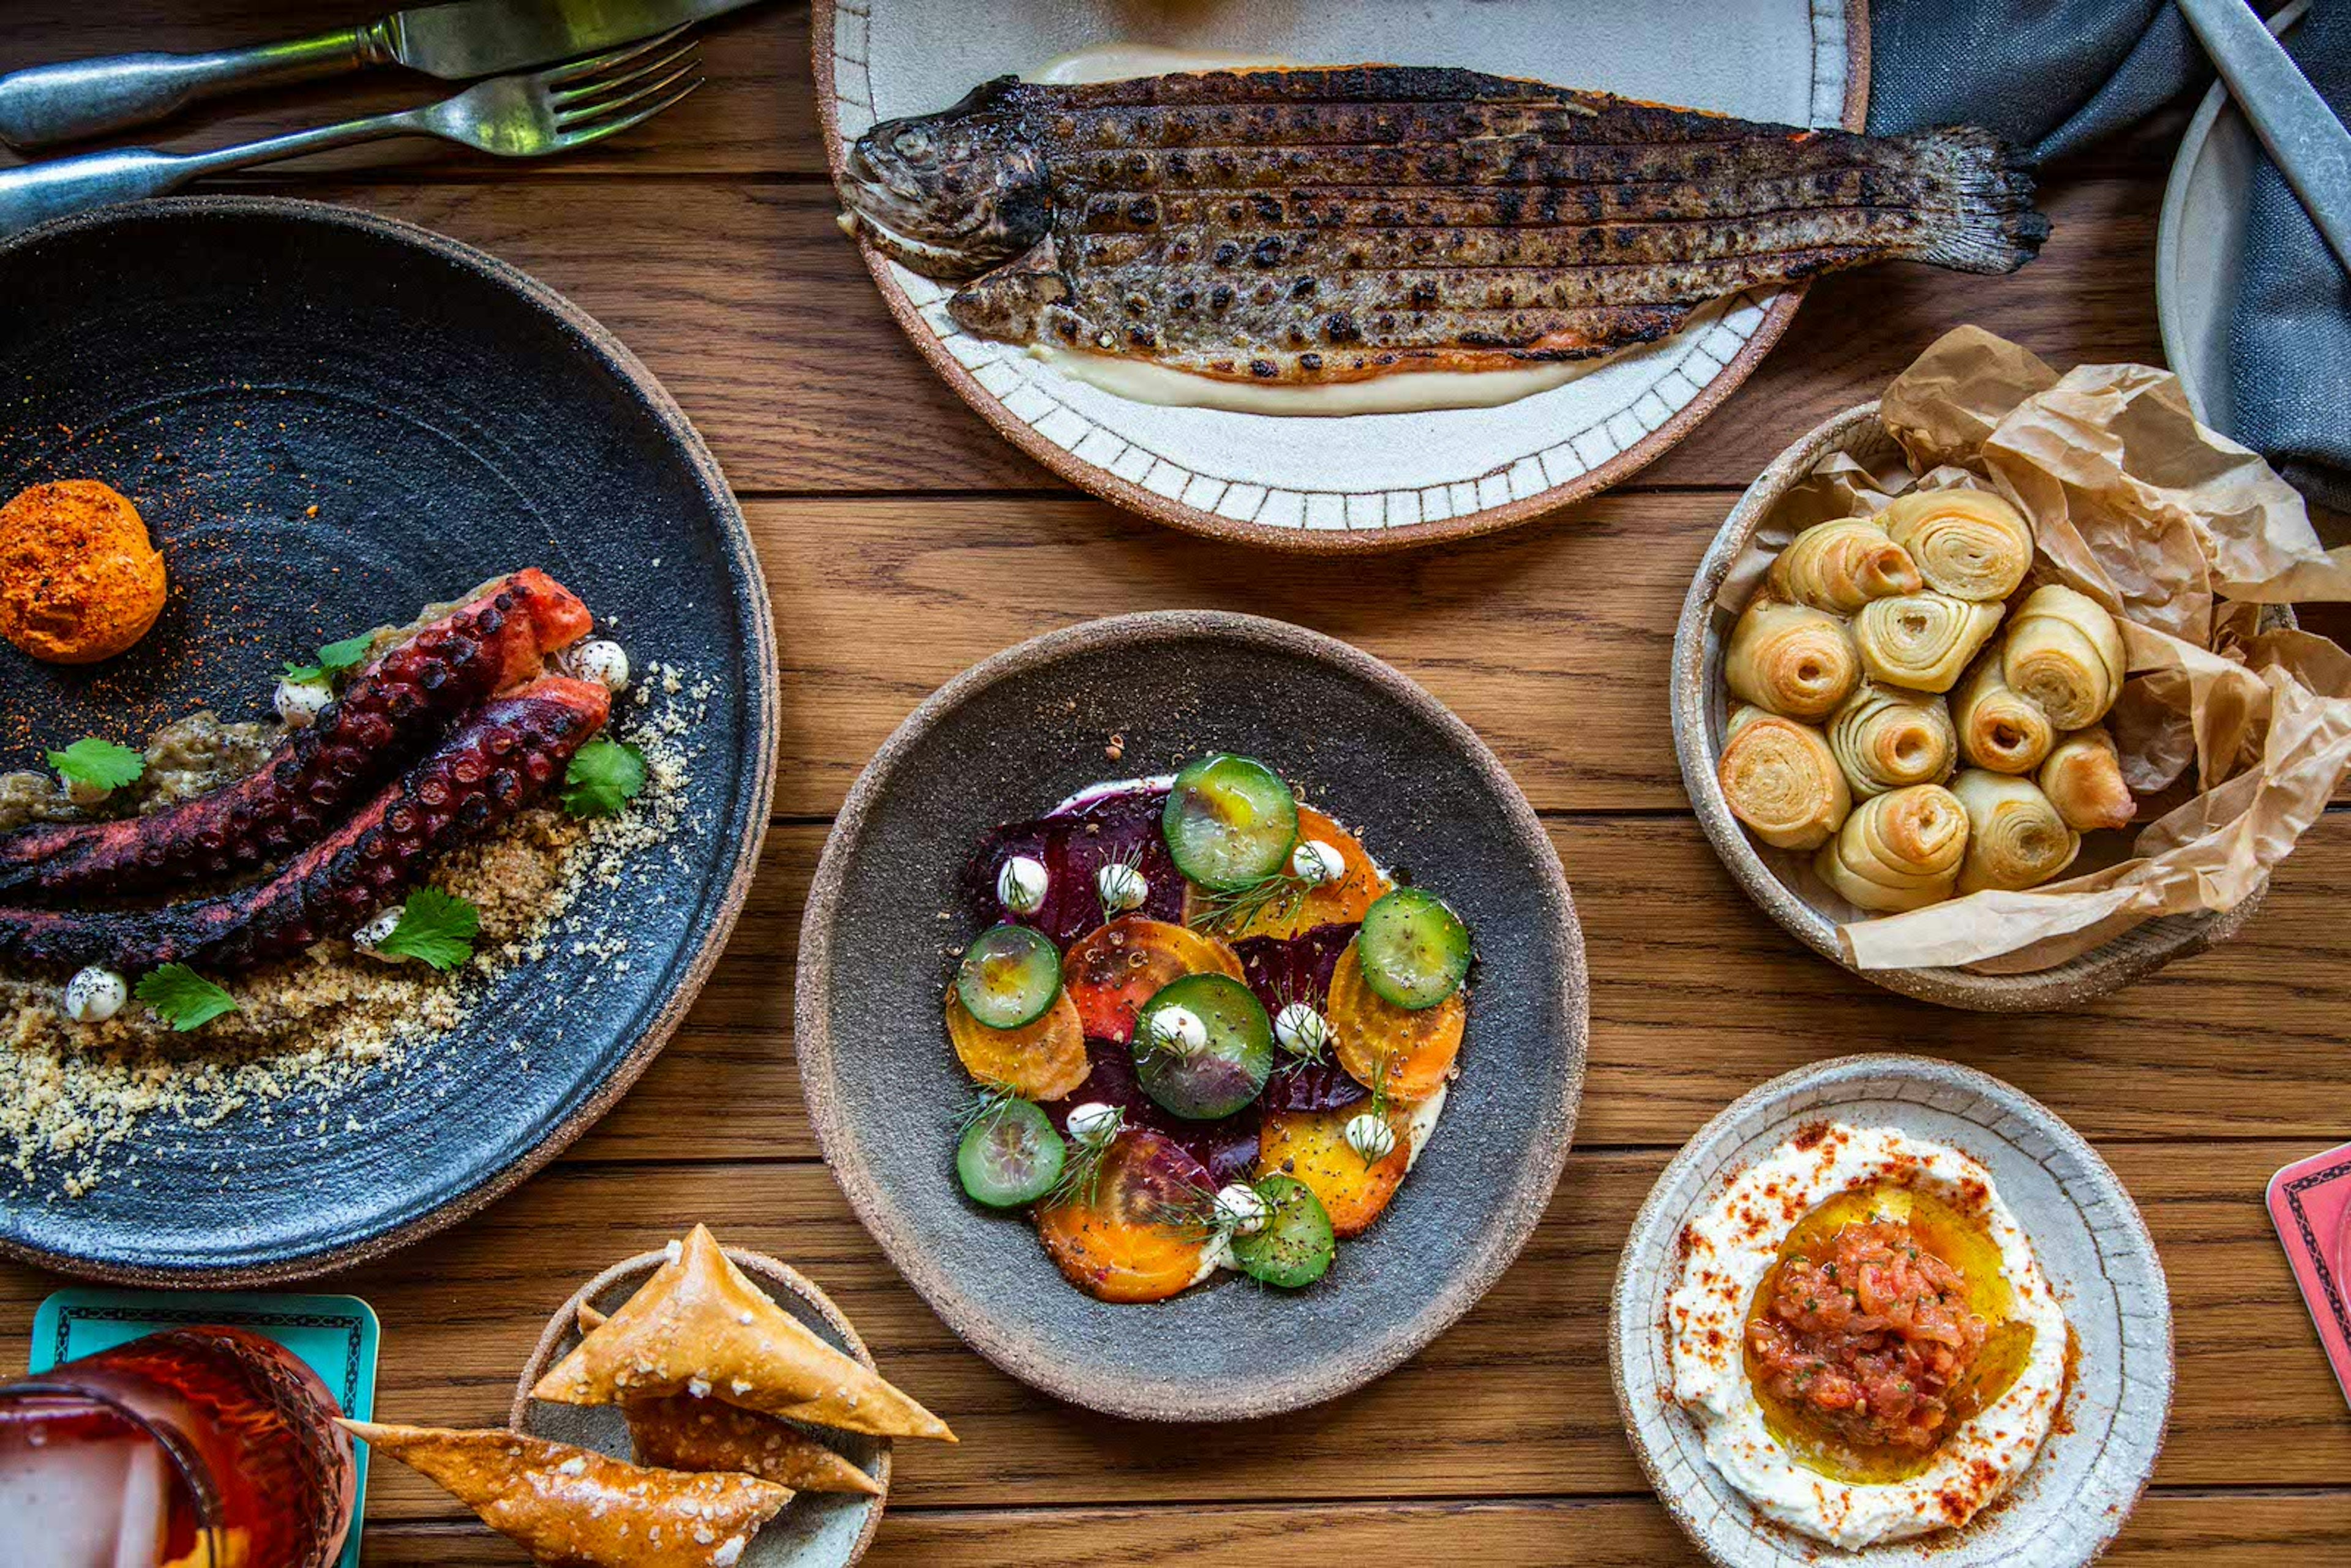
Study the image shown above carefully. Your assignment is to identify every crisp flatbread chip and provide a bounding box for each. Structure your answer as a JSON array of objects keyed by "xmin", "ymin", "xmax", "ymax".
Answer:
[
  {"xmin": 579, "ymin": 1303, "xmax": 886, "ymax": 1496},
  {"xmin": 533, "ymin": 1225, "xmax": 954, "ymax": 1441},
  {"xmin": 342, "ymin": 1419, "xmax": 788, "ymax": 1568}
]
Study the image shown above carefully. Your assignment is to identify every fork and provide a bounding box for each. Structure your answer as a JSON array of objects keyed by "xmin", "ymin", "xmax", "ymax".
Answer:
[{"xmin": 0, "ymin": 29, "xmax": 702, "ymax": 241}]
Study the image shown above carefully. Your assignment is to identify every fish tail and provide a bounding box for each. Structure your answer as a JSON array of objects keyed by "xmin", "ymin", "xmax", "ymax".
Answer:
[{"xmin": 1890, "ymin": 126, "xmax": 2050, "ymax": 276}]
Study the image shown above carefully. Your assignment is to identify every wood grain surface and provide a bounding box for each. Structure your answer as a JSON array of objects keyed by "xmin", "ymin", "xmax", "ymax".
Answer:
[{"xmin": 1, "ymin": 4, "xmax": 2344, "ymax": 1564}]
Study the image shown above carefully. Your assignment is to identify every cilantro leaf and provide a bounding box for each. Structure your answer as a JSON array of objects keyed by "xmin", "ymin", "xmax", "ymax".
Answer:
[
  {"xmin": 283, "ymin": 632, "xmax": 377, "ymax": 687},
  {"xmin": 135, "ymin": 964, "xmax": 237, "ymax": 1032},
  {"xmin": 47, "ymin": 737, "xmax": 144, "ymax": 792},
  {"xmin": 559, "ymin": 738, "xmax": 646, "ymax": 818},
  {"xmin": 372, "ymin": 887, "xmax": 480, "ymax": 972}
]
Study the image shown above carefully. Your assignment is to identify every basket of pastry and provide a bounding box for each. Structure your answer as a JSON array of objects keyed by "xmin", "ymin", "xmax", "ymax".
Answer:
[
  {"xmin": 348, "ymin": 1225, "xmax": 951, "ymax": 1568},
  {"xmin": 1673, "ymin": 327, "xmax": 2351, "ymax": 1010}
]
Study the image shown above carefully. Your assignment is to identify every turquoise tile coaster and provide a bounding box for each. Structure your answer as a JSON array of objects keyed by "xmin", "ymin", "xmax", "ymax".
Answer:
[{"xmin": 27, "ymin": 1288, "xmax": 380, "ymax": 1568}]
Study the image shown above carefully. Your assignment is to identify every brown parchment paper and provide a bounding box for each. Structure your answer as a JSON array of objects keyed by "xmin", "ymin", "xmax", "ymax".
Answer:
[{"xmin": 1764, "ymin": 328, "xmax": 2351, "ymax": 972}]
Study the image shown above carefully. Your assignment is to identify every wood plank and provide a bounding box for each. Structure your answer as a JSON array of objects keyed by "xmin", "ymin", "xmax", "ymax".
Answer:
[
  {"xmin": 10, "ymin": 1140, "xmax": 2342, "ymax": 1517},
  {"xmin": 356, "ymin": 1491, "xmax": 2351, "ymax": 1567},
  {"xmin": 213, "ymin": 175, "xmax": 2164, "ymax": 498},
  {"xmin": 0, "ymin": 1, "xmax": 816, "ymax": 176},
  {"xmin": 572, "ymin": 814, "xmax": 2351, "ymax": 1163}
]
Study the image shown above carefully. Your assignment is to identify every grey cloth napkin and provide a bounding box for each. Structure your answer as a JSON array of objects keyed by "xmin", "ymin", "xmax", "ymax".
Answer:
[{"xmin": 1869, "ymin": 1, "xmax": 2349, "ymax": 511}]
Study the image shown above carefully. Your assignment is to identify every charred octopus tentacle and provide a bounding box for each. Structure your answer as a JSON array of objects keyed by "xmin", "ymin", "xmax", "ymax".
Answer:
[
  {"xmin": 0, "ymin": 570, "xmax": 592, "ymax": 904},
  {"xmin": 0, "ymin": 677, "xmax": 610, "ymax": 972}
]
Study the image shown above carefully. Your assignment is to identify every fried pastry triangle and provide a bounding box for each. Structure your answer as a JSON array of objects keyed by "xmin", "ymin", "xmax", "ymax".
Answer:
[
  {"xmin": 579, "ymin": 1304, "xmax": 886, "ymax": 1496},
  {"xmin": 533, "ymin": 1225, "xmax": 954, "ymax": 1441},
  {"xmin": 341, "ymin": 1420, "xmax": 788, "ymax": 1568}
]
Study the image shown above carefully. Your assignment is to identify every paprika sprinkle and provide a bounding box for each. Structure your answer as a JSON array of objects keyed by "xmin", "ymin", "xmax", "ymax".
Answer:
[{"xmin": 0, "ymin": 479, "xmax": 168, "ymax": 664}]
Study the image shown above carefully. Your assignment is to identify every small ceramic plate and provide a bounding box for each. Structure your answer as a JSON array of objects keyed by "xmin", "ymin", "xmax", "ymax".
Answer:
[
  {"xmin": 813, "ymin": 0, "xmax": 1866, "ymax": 550},
  {"xmin": 1610, "ymin": 1055, "xmax": 2173, "ymax": 1568},
  {"xmin": 2156, "ymin": 0, "xmax": 2309, "ymax": 435},
  {"xmin": 797, "ymin": 610, "xmax": 1587, "ymax": 1419},
  {"xmin": 1670, "ymin": 401, "xmax": 2272, "ymax": 1011},
  {"xmin": 512, "ymin": 1248, "xmax": 890, "ymax": 1568},
  {"xmin": 0, "ymin": 198, "xmax": 778, "ymax": 1283}
]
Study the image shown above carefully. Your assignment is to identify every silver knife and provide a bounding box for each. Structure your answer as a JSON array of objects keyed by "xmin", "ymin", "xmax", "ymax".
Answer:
[
  {"xmin": 0, "ymin": 0, "xmax": 759, "ymax": 151},
  {"xmin": 2176, "ymin": 0, "xmax": 2351, "ymax": 276}
]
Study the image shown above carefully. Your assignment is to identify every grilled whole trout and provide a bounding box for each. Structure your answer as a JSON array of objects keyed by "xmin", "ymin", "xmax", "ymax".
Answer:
[{"xmin": 838, "ymin": 67, "xmax": 2049, "ymax": 384}]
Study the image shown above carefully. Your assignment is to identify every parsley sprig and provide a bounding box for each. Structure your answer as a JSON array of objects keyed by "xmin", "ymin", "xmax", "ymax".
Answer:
[
  {"xmin": 372, "ymin": 887, "xmax": 481, "ymax": 971},
  {"xmin": 560, "ymin": 738, "xmax": 646, "ymax": 817},
  {"xmin": 135, "ymin": 964, "xmax": 237, "ymax": 1032},
  {"xmin": 282, "ymin": 632, "xmax": 375, "ymax": 687},
  {"xmin": 47, "ymin": 737, "xmax": 144, "ymax": 793}
]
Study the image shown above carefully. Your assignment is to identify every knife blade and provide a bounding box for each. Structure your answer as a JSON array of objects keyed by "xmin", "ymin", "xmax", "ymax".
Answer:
[
  {"xmin": 387, "ymin": 0, "xmax": 757, "ymax": 80},
  {"xmin": 0, "ymin": 0, "xmax": 761, "ymax": 151},
  {"xmin": 2176, "ymin": 0, "xmax": 2351, "ymax": 276}
]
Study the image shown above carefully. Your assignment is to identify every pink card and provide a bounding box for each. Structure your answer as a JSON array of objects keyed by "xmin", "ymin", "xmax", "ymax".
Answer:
[{"xmin": 2268, "ymin": 1141, "xmax": 2351, "ymax": 1412}]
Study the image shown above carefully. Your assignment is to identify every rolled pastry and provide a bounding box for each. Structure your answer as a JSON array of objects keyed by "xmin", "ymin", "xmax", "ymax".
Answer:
[
  {"xmin": 1879, "ymin": 489, "xmax": 2034, "ymax": 601},
  {"xmin": 1952, "ymin": 651, "xmax": 2057, "ymax": 775},
  {"xmin": 1725, "ymin": 597, "xmax": 1861, "ymax": 722},
  {"xmin": 2003, "ymin": 584, "xmax": 2126, "ymax": 729},
  {"xmin": 1814, "ymin": 784, "xmax": 1970, "ymax": 912},
  {"xmin": 1768, "ymin": 516, "xmax": 1924, "ymax": 613},
  {"xmin": 1854, "ymin": 592, "xmax": 2004, "ymax": 694},
  {"xmin": 1827, "ymin": 681, "xmax": 1959, "ymax": 799},
  {"xmin": 1718, "ymin": 705, "xmax": 1851, "ymax": 850},
  {"xmin": 1951, "ymin": 768, "xmax": 2080, "ymax": 893},
  {"xmin": 2038, "ymin": 725, "xmax": 2136, "ymax": 833}
]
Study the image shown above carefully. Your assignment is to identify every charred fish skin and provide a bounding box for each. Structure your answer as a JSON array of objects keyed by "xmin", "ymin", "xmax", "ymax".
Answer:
[
  {"xmin": 839, "ymin": 77, "xmax": 1052, "ymax": 280},
  {"xmin": 845, "ymin": 66, "xmax": 2049, "ymax": 384},
  {"xmin": 0, "ymin": 569, "xmax": 593, "ymax": 904},
  {"xmin": 0, "ymin": 677, "xmax": 610, "ymax": 974}
]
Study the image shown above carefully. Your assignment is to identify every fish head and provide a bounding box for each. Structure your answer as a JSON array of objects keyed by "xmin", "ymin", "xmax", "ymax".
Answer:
[{"xmin": 839, "ymin": 77, "xmax": 1050, "ymax": 280}]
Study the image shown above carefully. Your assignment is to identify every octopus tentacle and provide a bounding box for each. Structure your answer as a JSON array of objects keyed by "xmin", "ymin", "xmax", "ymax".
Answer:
[
  {"xmin": 0, "ymin": 569, "xmax": 593, "ymax": 904},
  {"xmin": 0, "ymin": 677, "xmax": 611, "ymax": 972}
]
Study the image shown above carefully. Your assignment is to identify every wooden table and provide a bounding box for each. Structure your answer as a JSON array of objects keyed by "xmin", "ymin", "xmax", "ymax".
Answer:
[{"xmin": 5, "ymin": 6, "xmax": 2349, "ymax": 1562}]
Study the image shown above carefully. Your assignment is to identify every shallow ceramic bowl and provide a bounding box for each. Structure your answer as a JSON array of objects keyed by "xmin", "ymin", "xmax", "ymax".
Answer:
[
  {"xmin": 797, "ymin": 610, "xmax": 1587, "ymax": 1419},
  {"xmin": 0, "ymin": 197, "xmax": 777, "ymax": 1281},
  {"xmin": 1670, "ymin": 400, "xmax": 2271, "ymax": 1011},
  {"xmin": 512, "ymin": 1247, "xmax": 890, "ymax": 1568},
  {"xmin": 814, "ymin": 0, "xmax": 1866, "ymax": 551},
  {"xmin": 1610, "ymin": 1054, "xmax": 2173, "ymax": 1568}
]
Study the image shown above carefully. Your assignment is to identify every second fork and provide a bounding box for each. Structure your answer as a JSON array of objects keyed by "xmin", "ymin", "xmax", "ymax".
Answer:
[{"xmin": 0, "ymin": 29, "xmax": 703, "ymax": 242}]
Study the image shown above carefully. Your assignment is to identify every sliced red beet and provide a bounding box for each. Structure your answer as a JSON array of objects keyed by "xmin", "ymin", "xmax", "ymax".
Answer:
[
  {"xmin": 1044, "ymin": 1039, "xmax": 1261, "ymax": 1188},
  {"xmin": 1262, "ymin": 1059, "xmax": 1370, "ymax": 1114},
  {"xmin": 1232, "ymin": 921, "xmax": 1358, "ymax": 1016},
  {"xmin": 969, "ymin": 782, "xmax": 1185, "ymax": 946}
]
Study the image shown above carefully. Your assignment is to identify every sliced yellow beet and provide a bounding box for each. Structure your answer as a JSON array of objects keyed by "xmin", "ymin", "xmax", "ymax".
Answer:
[
  {"xmin": 945, "ymin": 986, "xmax": 1089, "ymax": 1099},
  {"xmin": 1184, "ymin": 806, "xmax": 1390, "ymax": 941},
  {"xmin": 1257, "ymin": 1100, "xmax": 1415, "ymax": 1238},
  {"xmin": 1037, "ymin": 1130, "xmax": 1212, "ymax": 1303},
  {"xmin": 1328, "ymin": 939, "xmax": 1466, "ymax": 1101}
]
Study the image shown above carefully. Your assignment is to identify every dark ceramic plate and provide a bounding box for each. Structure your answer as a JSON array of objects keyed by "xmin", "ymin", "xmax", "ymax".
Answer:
[
  {"xmin": 0, "ymin": 198, "xmax": 776, "ymax": 1284},
  {"xmin": 797, "ymin": 612, "xmax": 1586, "ymax": 1420}
]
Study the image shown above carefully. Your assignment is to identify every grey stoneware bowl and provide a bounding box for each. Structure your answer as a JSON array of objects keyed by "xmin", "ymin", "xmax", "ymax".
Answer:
[
  {"xmin": 512, "ymin": 1247, "xmax": 890, "ymax": 1568},
  {"xmin": 1609, "ymin": 1054, "xmax": 2174, "ymax": 1568},
  {"xmin": 1669, "ymin": 400, "xmax": 2269, "ymax": 1013},
  {"xmin": 796, "ymin": 610, "xmax": 1588, "ymax": 1420}
]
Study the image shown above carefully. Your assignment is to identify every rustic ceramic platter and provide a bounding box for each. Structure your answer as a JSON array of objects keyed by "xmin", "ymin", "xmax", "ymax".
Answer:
[
  {"xmin": 0, "ymin": 198, "xmax": 777, "ymax": 1283},
  {"xmin": 797, "ymin": 611, "xmax": 1586, "ymax": 1419},
  {"xmin": 1610, "ymin": 1054, "xmax": 2173, "ymax": 1568},
  {"xmin": 1670, "ymin": 400, "xmax": 2270, "ymax": 1011},
  {"xmin": 812, "ymin": 0, "xmax": 1868, "ymax": 550},
  {"xmin": 513, "ymin": 1247, "xmax": 890, "ymax": 1568}
]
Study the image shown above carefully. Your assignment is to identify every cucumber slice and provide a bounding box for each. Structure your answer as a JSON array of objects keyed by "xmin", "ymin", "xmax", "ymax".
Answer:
[
  {"xmin": 1229, "ymin": 1175, "xmax": 1335, "ymax": 1288},
  {"xmin": 1133, "ymin": 972, "xmax": 1274, "ymax": 1120},
  {"xmin": 1162, "ymin": 754, "xmax": 1300, "ymax": 891},
  {"xmin": 956, "ymin": 923, "xmax": 1063, "ymax": 1029},
  {"xmin": 956, "ymin": 1097, "xmax": 1066, "ymax": 1208},
  {"xmin": 1357, "ymin": 887, "xmax": 1471, "ymax": 1010}
]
